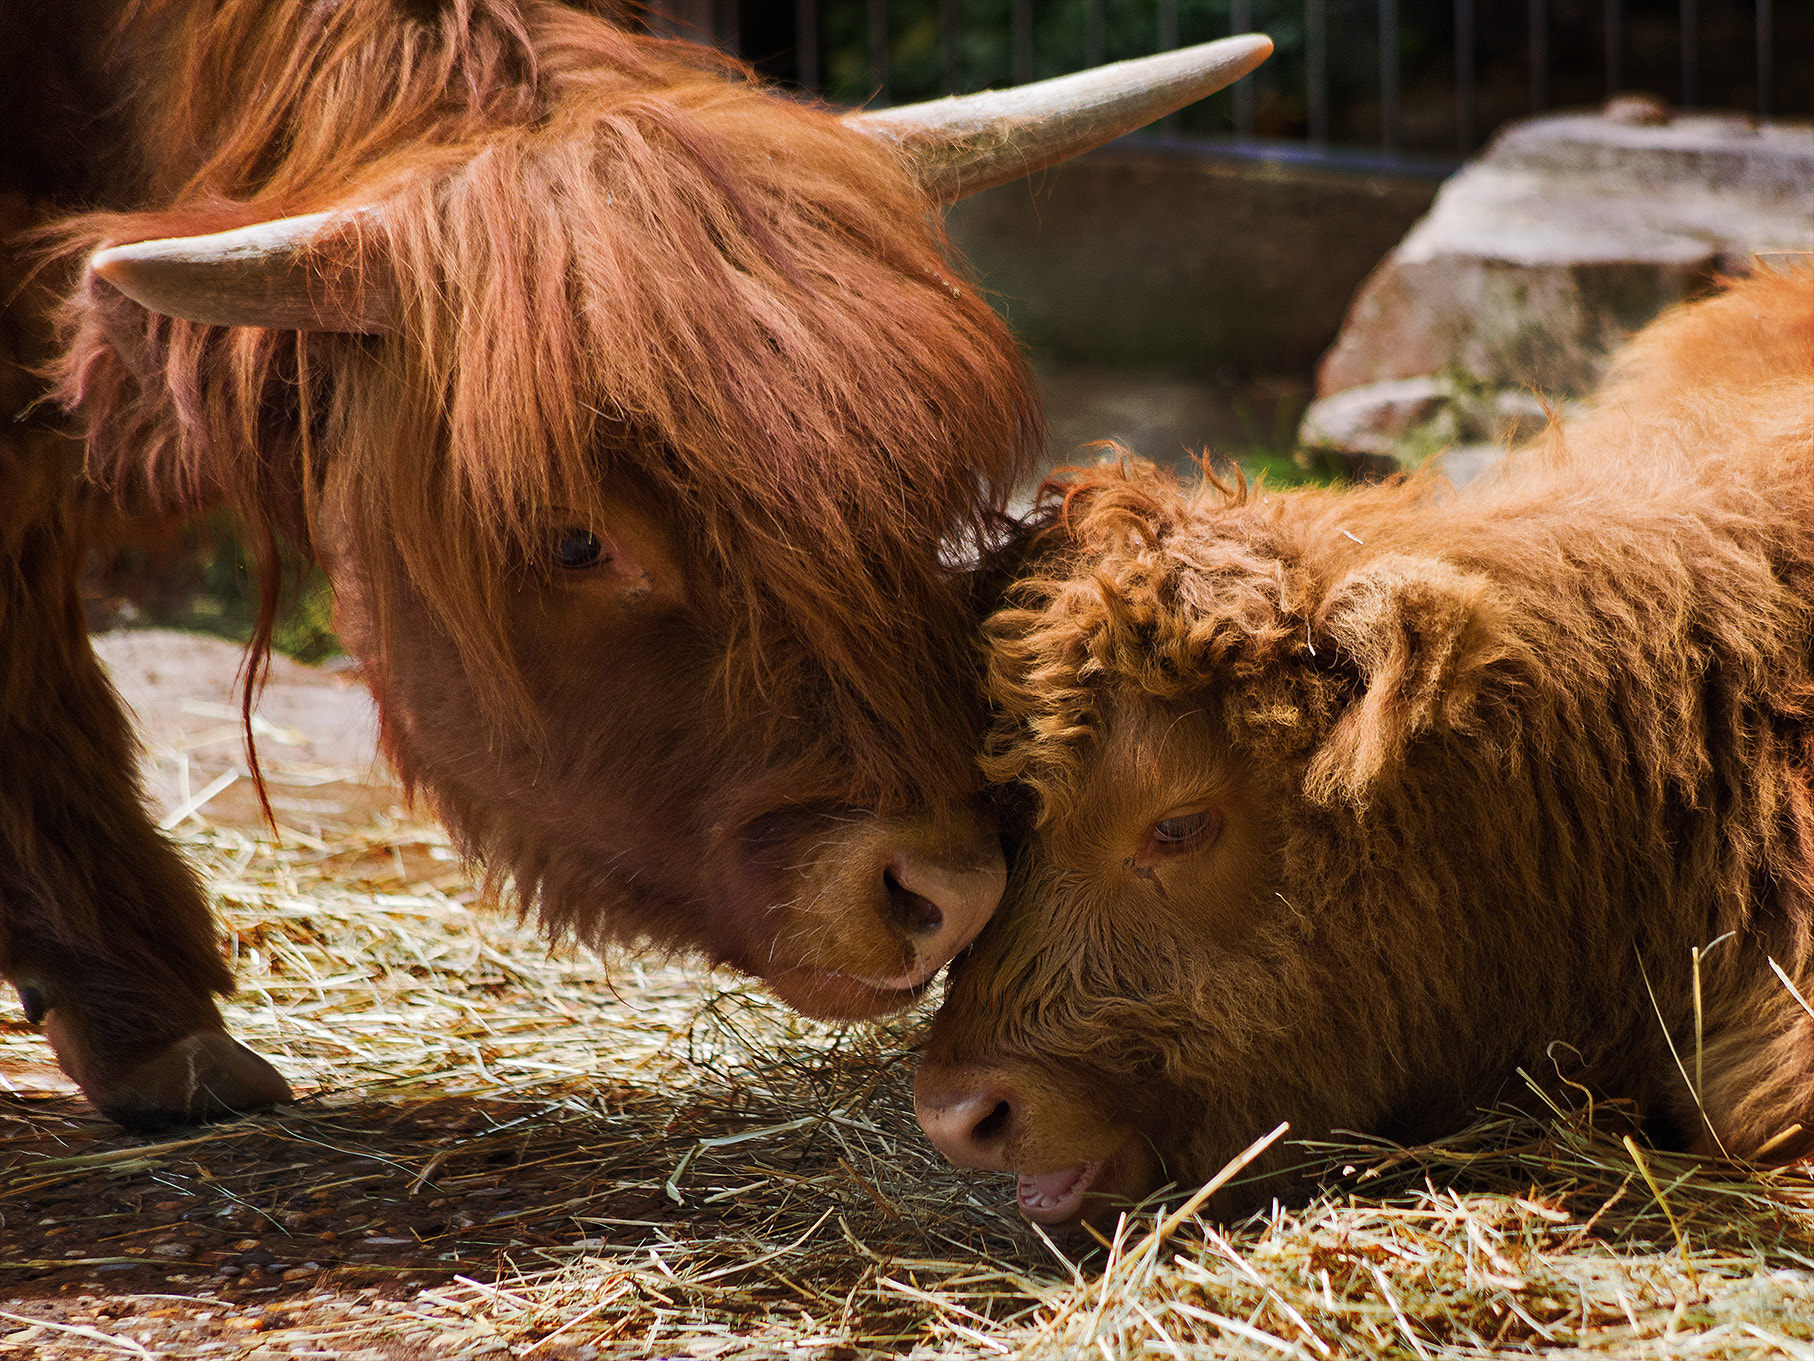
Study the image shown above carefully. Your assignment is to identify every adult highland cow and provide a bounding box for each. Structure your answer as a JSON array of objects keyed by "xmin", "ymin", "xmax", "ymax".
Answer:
[
  {"xmin": 2, "ymin": 0, "xmax": 1270, "ymax": 1126},
  {"xmin": 917, "ymin": 268, "xmax": 1814, "ymax": 1226}
]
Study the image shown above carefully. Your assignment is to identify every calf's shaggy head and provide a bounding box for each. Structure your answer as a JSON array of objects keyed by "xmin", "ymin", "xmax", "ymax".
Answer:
[{"xmin": 919, "ymin": 465, "xmax": 1536, "ymax": 1221}]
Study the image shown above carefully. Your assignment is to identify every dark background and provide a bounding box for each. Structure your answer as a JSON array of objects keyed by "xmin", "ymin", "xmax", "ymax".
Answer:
[{"xmin": 721, "ymin": 0, "xmax": 1808, "ymax": 157}]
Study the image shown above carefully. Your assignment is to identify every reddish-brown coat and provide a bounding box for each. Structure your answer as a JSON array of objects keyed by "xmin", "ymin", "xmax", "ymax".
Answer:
[
  {"xmin": 921, "ymin": 270, "xmax": 1814, "ymax": 1224},
  {"xmin": 4, "ymin": 0, "xmax": 1038, "ymax": 1122}
]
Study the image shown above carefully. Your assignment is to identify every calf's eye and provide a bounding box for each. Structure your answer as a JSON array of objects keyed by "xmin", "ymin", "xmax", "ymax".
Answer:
[
  {"xmin": 1132, "ymin": 807, "xmax": 1223, "ymax": 871},
  {"xmin": 553, "ymin": 528, "xmax": 608, "ymax": 571},
  {"xmin": 1155, "ymin": 811, "xmax": 1212, "ymax": 843}
]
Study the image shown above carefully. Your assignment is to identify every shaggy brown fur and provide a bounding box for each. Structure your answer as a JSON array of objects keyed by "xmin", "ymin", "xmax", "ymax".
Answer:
[
  {"xmin": 6, "ymin": 0, "xmax": 1039, "ymax": 1123},
  {"xmin": 5, "ymin": 90, "xmax": 279, "ymax": 1123},
  {"xmin": 919, "ymin": 269, "xmax": 1814, "ymax": 1224},
  {"xmin": 57, "ymin": 0, "xmax": 1037, "ymax": 796}
]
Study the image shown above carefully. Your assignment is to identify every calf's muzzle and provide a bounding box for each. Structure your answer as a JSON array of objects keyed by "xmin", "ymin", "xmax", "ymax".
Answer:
[
  {"xmin": 915, "ymin": 1052, "xmax": 1157, "ymax": 1227},
  {"xmin": 914, "ymin": 1063, "xmax": 1022, "ymax": 1170}
]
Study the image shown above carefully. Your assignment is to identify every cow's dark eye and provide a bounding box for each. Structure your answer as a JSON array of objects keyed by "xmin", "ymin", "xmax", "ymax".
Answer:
[{"xmin": 553, "ymin": 528, "xmax": 608, "ymax": 571}]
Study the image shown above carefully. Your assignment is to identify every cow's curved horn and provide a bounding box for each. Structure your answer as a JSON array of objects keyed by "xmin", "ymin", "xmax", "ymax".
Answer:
[
  {"xmin": 88, "ymin": 208, "xmax": 394, "ymax": 334},
  {"xmin": 845, "ymin": 33, "xmax": 1273, "ymax": 202},
  {"xmin": 91, "ymin": 38, "xmax": 1271, "ymax": 329}
]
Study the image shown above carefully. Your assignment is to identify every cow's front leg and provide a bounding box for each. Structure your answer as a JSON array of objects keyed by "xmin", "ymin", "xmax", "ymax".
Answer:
[
  {"xmin": 11, "ymin": 941, "xmax": 290, "ymax": 1131},
  {"xmin": 2, "ymin": 449, "xmax": 289, "ymax": 1127},
  {"xmin": 1, "ymin": 718, "xmax": 292, "ymax": 1128}
]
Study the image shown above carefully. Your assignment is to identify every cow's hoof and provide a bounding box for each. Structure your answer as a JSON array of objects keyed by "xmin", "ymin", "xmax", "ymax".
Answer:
[
  {"xmin": 105, "ymin": 1032, "xmax": 292, "ymax": 1129},
  {"xmin": 44, "ymin": 1015, "xmax": 291, "ymax": 1128}
]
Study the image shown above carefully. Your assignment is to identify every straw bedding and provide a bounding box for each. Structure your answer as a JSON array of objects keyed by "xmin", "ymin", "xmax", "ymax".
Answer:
[{"xmin": 2, "ymin": 633, "xmax": 1813, "ymax": 1358}]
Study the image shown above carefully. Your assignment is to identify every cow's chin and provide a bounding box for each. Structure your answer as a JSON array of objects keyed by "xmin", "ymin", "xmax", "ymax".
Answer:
[
  {"xmin": 763, "ymin": 967, "xmax": 931, "ymax": 1021},
  {"xmin": 1014, "ymin": 1139, "xmax": 1157, "ymax": 1230}
]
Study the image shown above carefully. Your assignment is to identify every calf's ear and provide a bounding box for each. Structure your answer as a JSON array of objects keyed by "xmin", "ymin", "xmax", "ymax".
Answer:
[{"xmin": 1304, "ymin": 555, "xmax": 1517, "ymax": 806}]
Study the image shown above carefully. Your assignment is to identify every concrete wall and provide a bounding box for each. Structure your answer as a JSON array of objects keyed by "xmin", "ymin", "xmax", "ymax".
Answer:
[{"xmin": 945, "ymin": 137, "xmax": 1450, "ymax": 378}]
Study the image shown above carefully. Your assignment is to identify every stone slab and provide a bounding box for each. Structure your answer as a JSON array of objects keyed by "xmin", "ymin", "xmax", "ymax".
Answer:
[{"xmin": 1302, "ymin": 107, "xmax": 1814, "ymax": 461}]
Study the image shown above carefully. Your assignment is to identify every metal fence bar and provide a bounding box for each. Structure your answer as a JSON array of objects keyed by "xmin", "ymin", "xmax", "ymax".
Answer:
[
  {"xmin": 1757, "ymin": 0, "xmax": 1772, "ymax": 116},
  {"xmin": 1528, "ymin": 0, "xmax": 1546, "ymax": 112},
  {"xmin": 796, "ymin": 0, "xmax": 819, "ymax": 90},
  {"xmin": 867, "ymin": 0, "xmax": 888, "ymax": 100},
  {"xmin": 1012, "ymin": 0, "xmax": 1034, "ymax": 85},
  {"xmin": 1231, "ymin": 0, "xmax": 1254, "ymax": 136},
  {"xmin": 1379, "ymin": 0, "xmax": 1400, "ymax": 152},
  {"xmin": 1157, "ymin": 0, "xmax": 1182, "ymax": 135},
  {"xmin": 1454, "ymin": 0, "xmax": 1474, "ymax": 154},
  {"xmin": 1604, "ymin": 0, "xmax": 1621, "ymax": 95},
  {"xmin": 1680, "ymin": 0, "xmax": 1697, "ymax": 106},
  {"xmin": 1306, "ymin": 0, "xmax": 1329, "ymax": 145},
  {"xmin": 793, "ymin": 0, "xmax": 1793, "ymax": 163},
  {"xmin": 940, "ymin": 0, "xmax": 960, "ymax": 92}
]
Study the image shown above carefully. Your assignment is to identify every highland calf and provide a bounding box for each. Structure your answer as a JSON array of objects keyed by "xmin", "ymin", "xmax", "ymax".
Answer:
[
  {"xmin": 917, "ymin": 269, "xmax": 1814, "ymax": 1226},
  {"xmin": 3, "ymin": 0, "xmax": 1268, "ymax": 1125}
]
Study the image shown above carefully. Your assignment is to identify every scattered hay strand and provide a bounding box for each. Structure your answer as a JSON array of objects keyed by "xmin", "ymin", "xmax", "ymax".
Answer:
[{"xmin": 2, "ymin": 807, "xmax": 1813, "ymax": 1358}]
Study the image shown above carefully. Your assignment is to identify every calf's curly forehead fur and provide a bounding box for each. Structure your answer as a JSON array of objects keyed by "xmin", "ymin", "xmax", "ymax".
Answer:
[
  {"xmin": 56, "ymin": 0, "xmax": 1038, "ymax": 800},
  {"xmin": 981, "ymin": 468, "xmax": 1523, "ymax": 825},
  {"xmin": 938, "ymin": 270, "xmax": 1814, "ymax": 1204}
]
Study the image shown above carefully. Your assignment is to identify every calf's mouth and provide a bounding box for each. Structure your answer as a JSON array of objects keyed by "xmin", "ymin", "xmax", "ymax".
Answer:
[
  {"xmin": 914, "ymin": 1057, "xmax": 1164, "ymax": 1227},
  {"xmin": 1016, "ymin": 1161, "xmax": 1104, "ymax": 1223},
  {"xmin": 1013, "ymin": 1139, "xmax": 1156, "ymax": 1227}
]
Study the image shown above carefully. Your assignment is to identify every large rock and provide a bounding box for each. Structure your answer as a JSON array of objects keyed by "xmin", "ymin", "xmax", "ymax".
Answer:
[{"xmin": 1302, "ymin": 106, "xmax": 1814, "ymax": 465}]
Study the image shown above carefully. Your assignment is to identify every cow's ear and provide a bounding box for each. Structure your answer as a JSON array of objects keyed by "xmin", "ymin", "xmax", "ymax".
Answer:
[
  {"xmin": 59, "ymin": 206, "xmax": 332, "ymax": 528},
  {"xmin": 1304, "ymin": 555, "xmax": 1517, "ymax": 805}
]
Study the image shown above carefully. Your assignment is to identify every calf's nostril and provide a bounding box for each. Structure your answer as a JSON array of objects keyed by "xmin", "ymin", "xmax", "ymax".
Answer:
[
  {"xmin": 915, "ymin": 1077, "xmax": 1021, "ymax": 1170},
  {"xmin": 972, "ymin": 1098, "xmax": 1012, "ymax": 1146},
  {"xmin": 883, "ymin": 865, "xmax": 945, "ymax": 937}
]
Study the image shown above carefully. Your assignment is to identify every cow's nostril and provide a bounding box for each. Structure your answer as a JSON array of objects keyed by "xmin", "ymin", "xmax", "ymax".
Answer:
[
  {"xmin": 883, "ymin": 866, "xmax": 945, "ymax": 938},
  {"xmin": 872, "ymin": 846, "xmax": 1004, "ymax": 987}
]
